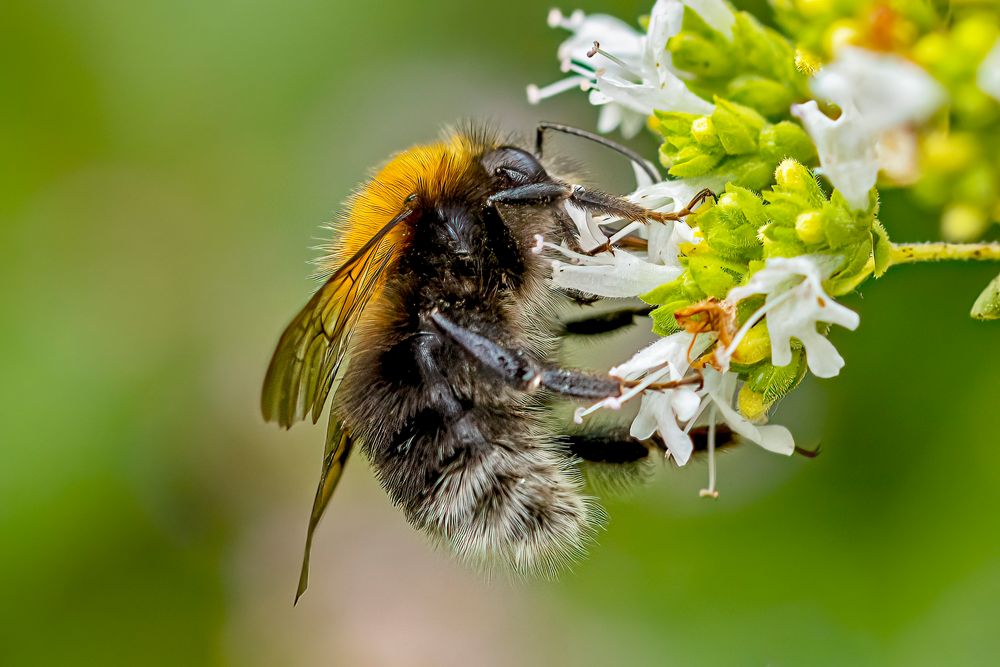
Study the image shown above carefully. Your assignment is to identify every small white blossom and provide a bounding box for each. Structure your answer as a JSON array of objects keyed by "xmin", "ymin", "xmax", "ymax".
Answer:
[
  {"xmin": 792, "ymin": 47, "xmax": 946, "ymax": 210},
  {"xmin": 528, "ymin": 1, "xmax": 727, "ymax": 136},
  {"xmin": 696, "ymin": 369, "xmax": 795, "ymax": 456},
  {"xmin": 723, "ymin": 256, "xmax": 860, "ymax": 379},
  {"xmin": 978, "ymin": 38, "xmax": 1000, "ymax": 102},
  {"xmin": 550, "ymin": 244, "xmax": 683, "ymax": 297},
  {"xmin": 631, "ymin": 389, "xmax": 701, "ymax": 464},
  {"xmin": 563, "ymin": 200, "xmax": 609, "ymax": 253},
  {"xmin": 575, "ymin": 332, "xmax": 712, "ymax": 465}
]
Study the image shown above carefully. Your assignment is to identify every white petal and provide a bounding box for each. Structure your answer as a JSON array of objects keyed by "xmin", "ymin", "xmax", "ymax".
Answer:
[
  {"xmin": 551, "ymin": 252, "xmax": 682, "ymax": 298},
  {"xmin": 820, "ymin": 298, "xmax": 860, "ymax": 331},
  {"xmin": 629, "ymin": 393, "xmax": 660, "ymax": 440},
  {"xmin": 978, "ymin": 39, "xmax": 1000, "ymax": 102},
  {"xmin": 812, "ymin": 48, "xmax": 945, "ymax": 135},
  {"xmin": 611, "ymin": 332, "xmax": 692, "ymax": 380},
  {"xmin": 672, "ymin": 387, "xmax": 701, "ymax": 421},
  {"xmin": 684, "ymin": 0, "xmax": 735, "ymax": 40},
  {"xmin": 564, "ymin": 201, "xmax": 608, "ymax": 252},
  {"xmin": 754, "ymin": 425, "xmax": 795, "ymax": 456},
  {"xmin": 796, "ymin": 328, "xmax": 846, "ymax": 378},
  {"xmin": 712, "ymin": 394, "xmax": 762, "ymax": 443},
  {"xmin": 659, "ymin": 408, "xmax": 694, "ymax": 465},
  {"xmin": 597, "ymin": 70, "xmax": 715, "ymax": 116},
  {"xmin": 596, "ymin": 103, "xmax": 623, "ymax": 135},
  {"xmin": 791, "ymin": 100, "xmax": 877, "ymax": 211}
]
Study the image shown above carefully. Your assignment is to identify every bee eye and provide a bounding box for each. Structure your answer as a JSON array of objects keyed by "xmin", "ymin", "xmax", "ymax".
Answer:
[
  {"xmin": 482, "ymin": 146, "xmax": 547, "ymax": 185},
  {"xmin": 494, "ymin": 166, "xmax": 528, "ymax": 183}
]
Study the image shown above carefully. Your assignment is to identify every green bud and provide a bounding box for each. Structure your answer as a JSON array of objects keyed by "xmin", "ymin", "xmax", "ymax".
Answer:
[
  {"xmin": 759, "ymin": 121, "xmax": 818, "ymax": 166},
  {"xmin": 731, "ymin": 320, "xmax": 770, "ymax": 365},
  {"xmin": 712, "ymin": 98, "xmax": 766, "ymax": 155},
  {"xmin": 745, "ymin": 347, "xmax": 807, "ymax": 405},
  {"xmin": 691, "ymin": 116, "xmax": 720, "ymax": 146},
  {"xmin": 686, "ymin": 248, "xmax": 748, "ymax": 298},
  {"xmin": 669, "ymin": 32, "xmax": 734, "ymax": 79},
  {"xmin": 794, "ymin": 210, "xmax": 824, "ymax": 244},
  {"xmin": 649, "ymin": 301, "xmax": 690, "ymax": 335},
  {"xmin": 970, "ymin": 273, "xmax": 1000, "ymax": 320},
  {"xmin": 737, "ymin": 385, "xmax": 770, "ymax": 422},
  {"xmin": 726, "ymin": 76, "xmax": 796, "ymax": 119},
  {"xmin": 774, "ymin": 158, "xmax": 814, "ymax": 191}
]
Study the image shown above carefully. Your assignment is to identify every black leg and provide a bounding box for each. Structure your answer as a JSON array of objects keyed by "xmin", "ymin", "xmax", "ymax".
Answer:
[
  {"xmin": 488, "ymin": 181, "xmax": 572, "ymax": 206},
  {"xmin": 429, "ymin": 311, "xmax": 621, "ymax": 399},
  {"xmin": 560, "ymin": 306, "xmax": 653, "ymax": 336},
  {"xmin": 566, "ymin": 431, "xmax": 653, "ymax": 464}
]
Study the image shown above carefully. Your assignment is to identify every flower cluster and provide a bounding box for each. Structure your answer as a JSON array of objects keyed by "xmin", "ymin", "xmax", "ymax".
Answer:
[{"xmin": 530, "ymin": 0, "xmax": 1000, "ymax": 495}]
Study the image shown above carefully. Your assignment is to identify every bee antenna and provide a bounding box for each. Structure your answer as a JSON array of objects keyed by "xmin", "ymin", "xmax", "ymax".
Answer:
[{"xmin": 534, "ymin": 121, "xmax": 660, "ymax": 183}]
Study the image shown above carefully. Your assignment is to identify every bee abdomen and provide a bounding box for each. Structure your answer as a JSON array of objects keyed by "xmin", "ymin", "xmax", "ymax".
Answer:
[{"xmin": 371, "ymin": 406, "xmax": 599, "ymax": 577}]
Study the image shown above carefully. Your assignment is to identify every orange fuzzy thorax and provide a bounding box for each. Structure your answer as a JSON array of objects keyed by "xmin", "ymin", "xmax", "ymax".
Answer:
[{"xmin": 321, "ymin": 131, "xmax": 493, "ymax": 274}]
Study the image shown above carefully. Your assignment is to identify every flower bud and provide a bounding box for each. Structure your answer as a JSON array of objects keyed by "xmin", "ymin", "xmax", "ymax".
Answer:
[
  {"xmin": 691, "ymin": 116, "xmax": 719, "ymax": 146},
  {"xmin": 746, "ymin": 348, "xmax": 807, "ymax": 405},
  {"xmin": 795, "ymin": 210, "xmax": 825, "ymax": 244},
  {"xmin": 775, "ymin": 159, "xmax": 813, "ymax": 191},
  {"xmin": 737, "ymin": 385, "xmax": 769, "ymax": 422},
  {"xmin": 670, "ymin": 33, "xmax": 734, "ymax": 79},
  {"xmin": 971, "ymin": 273, "xmax": 1000, "ymax": 321},
  {"xmin": 731, "ymin": 321, "xmax": 770, "ymax": 365}
]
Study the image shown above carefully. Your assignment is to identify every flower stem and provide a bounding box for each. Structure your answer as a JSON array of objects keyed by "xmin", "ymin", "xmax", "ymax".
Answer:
[{"xmin": 889, "ymin": 242, "xmax": 1000, "ymax": 266}]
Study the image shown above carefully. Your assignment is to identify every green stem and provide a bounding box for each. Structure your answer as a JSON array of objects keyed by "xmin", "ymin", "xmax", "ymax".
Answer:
[{"xmin": 888, "ymin": 242, "xmax": 1000, "ymax": 266}]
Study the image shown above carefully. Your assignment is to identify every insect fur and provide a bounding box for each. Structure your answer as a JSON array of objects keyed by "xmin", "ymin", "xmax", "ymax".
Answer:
[{"xmin": 261, "ymin": 122, "xmax": 713, "ymax": 601}]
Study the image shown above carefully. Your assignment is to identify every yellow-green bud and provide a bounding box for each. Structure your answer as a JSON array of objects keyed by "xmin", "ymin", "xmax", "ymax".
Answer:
[
  {"xmin": 738, "ymin": 385, "xmax": 770, "ymax": 422},
  {"xmin": 730, "ymin": 321, "xmax": 771, "ymax": 365},
  {"xmin": 942, "ymin": 204, "xmax": 989, "ymax": 242},
  {"xmin": 775, "ymin": 159, "xmax": 811, "ymax": 190},
  {"xmin": 717, "ymin": 192, "xmax": 740, "ymax": 209},
  {"xmin": 795, "ymin": 210, "xmax": 825, "ymax": 244},
  {"xmin": 691, "ymin": 116, "xmax": 719, "ymax": 146}
]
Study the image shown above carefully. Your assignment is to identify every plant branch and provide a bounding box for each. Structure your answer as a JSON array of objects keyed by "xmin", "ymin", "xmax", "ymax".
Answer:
[{"xmin": 889, "ymin": 242, "xmax": 1000, "ymax": 266}]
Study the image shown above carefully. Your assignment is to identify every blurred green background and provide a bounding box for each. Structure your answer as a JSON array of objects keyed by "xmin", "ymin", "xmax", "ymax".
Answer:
[{"xmin": 3, "ymin": 1, "xmax": 999, "ymax": 665}]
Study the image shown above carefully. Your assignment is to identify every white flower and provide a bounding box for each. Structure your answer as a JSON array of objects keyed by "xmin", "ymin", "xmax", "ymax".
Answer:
[
  {"xmin": 550, "ymin": 244, "xmax": 683, "ymax": 297},
  {"xmin": 563, "ymin": 200, "xmax": 609, "ymax": 253},
  {"xmin": 528, "ymin": 1, "xmax": 729, "ymax": 136},
  {"xmin": 791, "ymin": 47, "xmax": 946, "ymax": 210},
  {"xmin": 696, "ymin": 369, "xmax": 795, "ymax": 456},
  {"xmin": 574, "ymin": 332, "xmax": 712, "ymax": 466},
  {"xmin": 722, "ymin": 255, "xmax": 860, "ymax": 378},
  {"xmin": 631, "ymin": 389, "xmax": 701, "ymax": 464},
  {"xmin": 978, "ymin": 38, "xmax": 1000, "ymax": 102}
]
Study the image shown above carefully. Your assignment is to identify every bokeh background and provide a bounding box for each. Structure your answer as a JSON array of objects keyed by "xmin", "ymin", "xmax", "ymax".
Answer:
[{"xmin": 3, "ymin": 1, "xmax": 999, "ymax": 665}]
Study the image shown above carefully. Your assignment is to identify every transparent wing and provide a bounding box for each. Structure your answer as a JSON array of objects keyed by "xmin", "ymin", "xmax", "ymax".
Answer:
[
  {"xmin": 261, "ymin": 209, "xmax": 411, "ymax": 428},
  {"xmin": 295, "ymin": 416, "xmax": 353, "ymax": 603}
]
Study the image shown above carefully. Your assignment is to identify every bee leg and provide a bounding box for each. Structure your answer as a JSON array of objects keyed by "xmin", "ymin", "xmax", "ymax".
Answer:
[
  {"xmin": 565, "ymin": 431, "xmax": 653, "ymax": 464},
  {"xmin": 560, "ymin": 306, "xmax": 653, "ymax": 336},
  {"xmin": 488, "ymin": 181, "xmax": 573, "ymax": 206},
  {"xmin": 569, "ymin": 186, "xmax": 714, "ymax": 223},
  {"xmin": 429, "ymin": 311, "xmax": 620, "ymax": 399}
]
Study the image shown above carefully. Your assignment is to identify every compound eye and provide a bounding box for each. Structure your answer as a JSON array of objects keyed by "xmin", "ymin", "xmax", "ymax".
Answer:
[
  {"xmin": 494, "ymin": 165, "xmax": 529, "ymax": 184},
  {"xmin": 482, "ymin": 146, "xmax": 547, "ymax": 185}
]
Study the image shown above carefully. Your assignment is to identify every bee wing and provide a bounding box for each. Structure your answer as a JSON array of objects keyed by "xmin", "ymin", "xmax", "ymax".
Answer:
[
  {"xmin": 295, "ymin": 416, "xmax": 354, "ymax": 603},
  {"xmin": 261, "ymin": 207, "xmax": 413, "ymax": 428}
]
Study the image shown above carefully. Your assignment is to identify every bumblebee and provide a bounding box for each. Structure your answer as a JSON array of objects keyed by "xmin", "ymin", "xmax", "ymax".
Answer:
[{"xmin": 262, "ymin": 123, "xmax": 710, "ymax": 600}]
